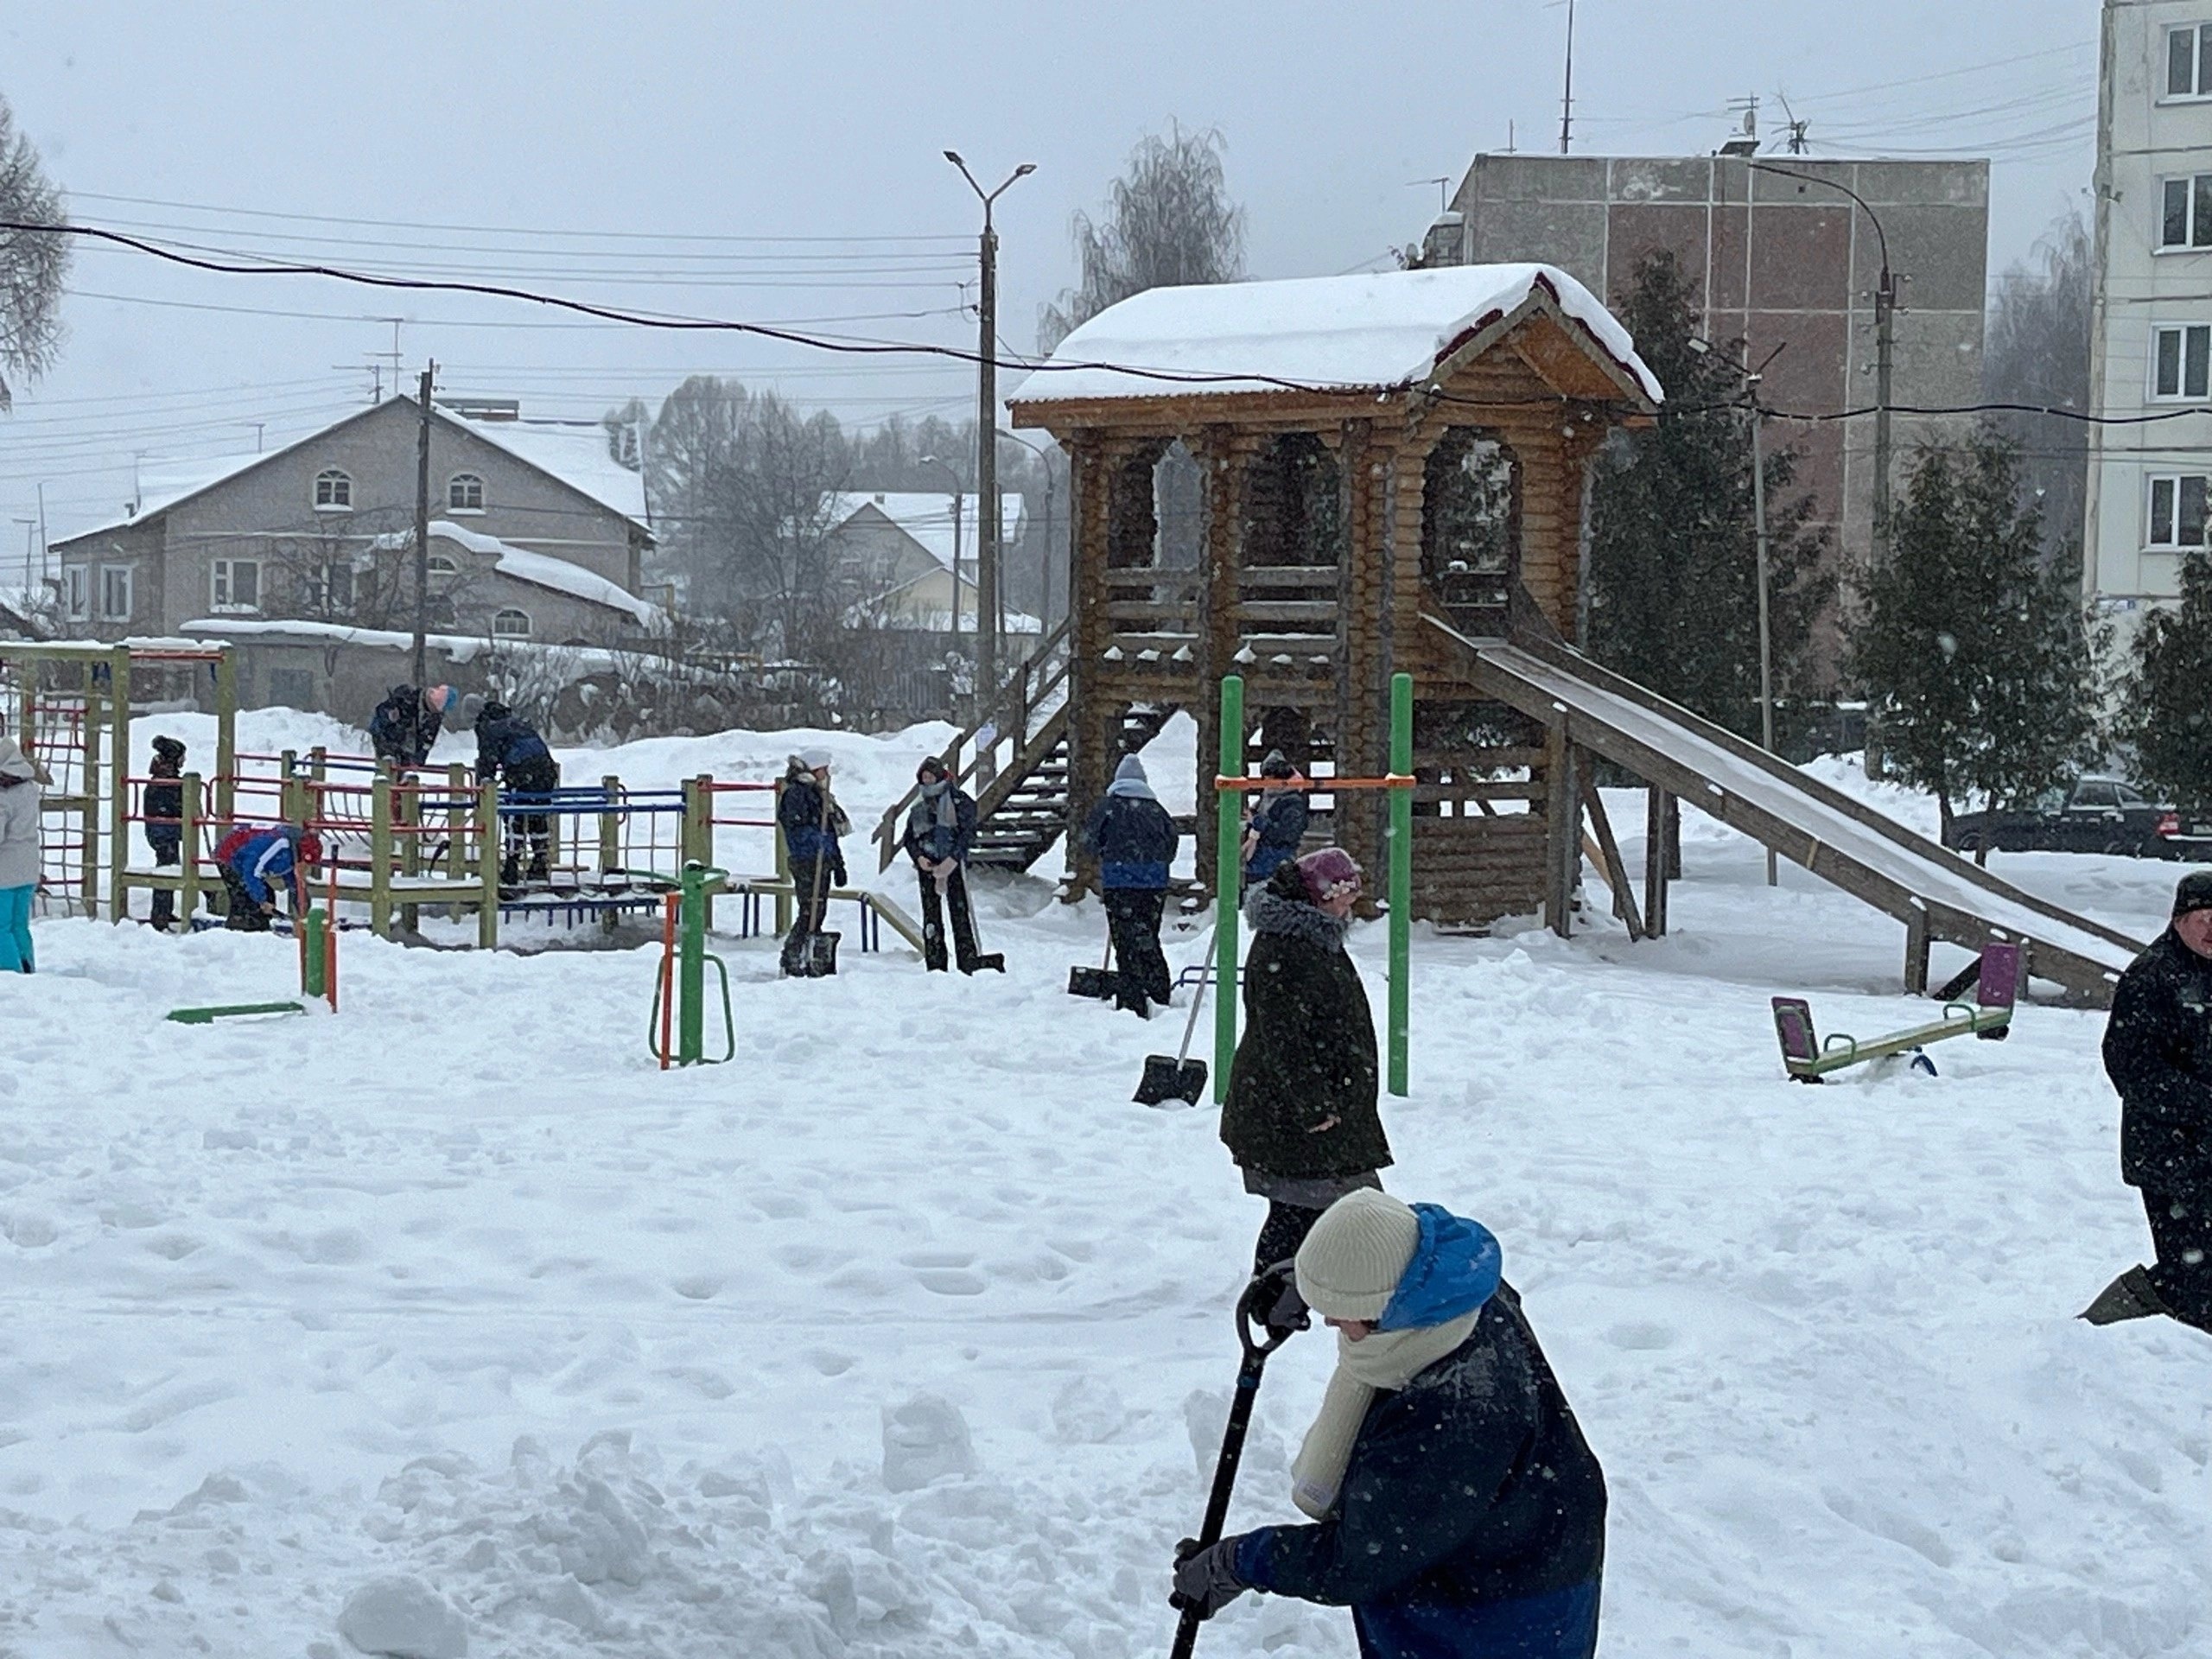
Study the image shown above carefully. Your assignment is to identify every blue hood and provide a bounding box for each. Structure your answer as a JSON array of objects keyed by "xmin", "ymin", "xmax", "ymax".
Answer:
[{"xmin": 1376, "ymin": 1205, "xmax": 1501, "ymax": 1332}]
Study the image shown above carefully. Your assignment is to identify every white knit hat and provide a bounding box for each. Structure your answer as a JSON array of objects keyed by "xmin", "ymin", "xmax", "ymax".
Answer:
[{"xmin": 1294, "ymin": 1189, "xmax": 1421, "ymax": 1323}]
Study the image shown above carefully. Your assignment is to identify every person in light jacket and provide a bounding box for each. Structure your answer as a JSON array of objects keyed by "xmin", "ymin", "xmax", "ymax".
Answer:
[{"xmin": 0, "ymin": 738, "xmax": 41, "ymax": 973}]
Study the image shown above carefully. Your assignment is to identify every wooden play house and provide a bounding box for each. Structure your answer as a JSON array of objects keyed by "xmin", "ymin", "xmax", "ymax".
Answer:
[{"xmin": 1004, "ymin": 264, "xmax": 1662, "ymax": 925}]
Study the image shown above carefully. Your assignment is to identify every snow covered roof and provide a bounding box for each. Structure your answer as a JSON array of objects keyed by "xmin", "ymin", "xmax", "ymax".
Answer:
[
  {"xmin": 180, "ymin": 615, "xmax": 629, "ymax": 673},
  {"xmin": 53, "ymin": 398, "xmax": 651, "ymax": 547},
  {"xmin": 367, "ymin": 520, "xmax": 664, "ymax": 629},
  {"xmin": 823, "ymin": 493, "xmax": 1026, "ymax": 575},
  {"xmin": 1008, "ymin": 264, "xmax": 1662, "ymax": 407},
  {"xmin": 442, "ymin": 412, "xmax": 648, "ymax": 528}
]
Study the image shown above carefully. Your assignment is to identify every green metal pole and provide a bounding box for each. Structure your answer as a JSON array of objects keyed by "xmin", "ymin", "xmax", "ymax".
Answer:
[
  {"xmin": 679, "ymin": 860, "xmax": 708, "ymax": 1065},
  {"xmin": 1388, "ymin": 672, "xmax": 1413, "ymax": 1098},
  {"xmin": 1212, "ymin": 674, "xmax": 1244, "ymax": 1104},
  {"xmin": 301, "ymin": 906, "xmax": 326, "ymax": 1001}
]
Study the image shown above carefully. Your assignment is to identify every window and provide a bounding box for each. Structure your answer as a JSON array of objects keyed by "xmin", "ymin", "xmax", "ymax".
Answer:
[
  {"xmin": 99, "ymin": 564, "xmax": 132, "ymax": 621},
  {"xmin": 2116, "ymin": 783, "xmax": 2152, "ymax": 810},
  {"xmin": 447, "ymin": 473, "xmax": 485, "ymax": 512},
  {"xmin": 2169, "ymin": 23, "xmax": 2212, "ymax": 97},
  {"xmin": 211, "ymin": 558, "xmax": 261, "ymax": 611},
  {"xmin": 313, "ymin": 468, "xmax": 353, "ymax": 511},
  {"xmin": 267, "ymin": 668, "xmax": 317, "ymax": 711},
  {"xmin": 427, "ymin": 552, "xmax": 460, "ymax": 580},
  {"xmin": 2160, "ymin": 175, "xmax": 2212, "ymax": 249},
  {"xmin": 64, "ymin": 564, "xmax": 88, "ymax": 621},
  {"xmin": 492, "ymin": 607, "xmax": 531, "ymax": 638},
  {"xmin": 2153, "ymin": 324, "xmax": 2212, "ymax": 399},
  {"xmin": 2147, "ymin": 474, "xmax": 2211, "ymax": 548},
  {"xmin": 2070, "ymin": 781, "xmax": 2120, "ymax": 810}
]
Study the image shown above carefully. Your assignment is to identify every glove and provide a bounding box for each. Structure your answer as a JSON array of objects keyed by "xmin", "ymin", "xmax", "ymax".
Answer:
[
  {"xmin": 831, "ymin": 860, "xmax": 849, "ymax": 887},
  {"xmin": 1170, "ymin": 1535, "xmax": 1248, "ymax": 1619}
]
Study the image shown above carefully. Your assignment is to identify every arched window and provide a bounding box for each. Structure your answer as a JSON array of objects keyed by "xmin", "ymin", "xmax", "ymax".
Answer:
[
  {"xmin": 492, "ymin": 607, "xmax": 532, "ymax": 639},
  {"xmin": 426, "ymin": 553, "xmax": 460, "ymax": 583},
  {"xmin": 314, "ymin": 468, "xmax": 353, "ymax": 511},
  {"xmin": 447, "ymin": 473, "xmax": 485, "ymax": 512}
]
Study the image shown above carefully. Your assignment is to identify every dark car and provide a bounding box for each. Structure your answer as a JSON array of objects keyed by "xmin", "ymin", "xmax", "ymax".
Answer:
[{"xmin": 1944, "ymin": 776, "xmax": 2212, "ymax": 860}]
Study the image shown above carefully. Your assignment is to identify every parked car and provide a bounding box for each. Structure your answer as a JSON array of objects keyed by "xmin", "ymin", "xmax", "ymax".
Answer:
[{"xmin": 1944, "ymin": 776, "xmax": 2212, "ymax": 859}]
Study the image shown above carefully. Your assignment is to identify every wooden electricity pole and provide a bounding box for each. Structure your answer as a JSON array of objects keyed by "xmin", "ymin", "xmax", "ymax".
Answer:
[{"xmin": 411, "ymin": 363, "xmax": 435, "ymax": 686}]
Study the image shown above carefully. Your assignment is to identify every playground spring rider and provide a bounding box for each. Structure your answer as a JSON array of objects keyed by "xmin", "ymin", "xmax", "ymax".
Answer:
[{"xmin": 649, "ymin": 861, "xmax": 736, "ymax": 1068}]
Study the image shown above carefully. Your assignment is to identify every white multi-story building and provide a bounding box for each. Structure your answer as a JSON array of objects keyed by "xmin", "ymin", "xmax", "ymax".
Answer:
[{"xmin": 2085, "ymin": 0, "xmax": 2212, "ymax": 640}]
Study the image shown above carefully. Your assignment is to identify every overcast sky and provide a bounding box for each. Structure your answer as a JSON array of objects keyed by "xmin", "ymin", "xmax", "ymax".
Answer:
[{"xmin": 0, "ymin": 0, "xmax": 2097, "ymax": 561}]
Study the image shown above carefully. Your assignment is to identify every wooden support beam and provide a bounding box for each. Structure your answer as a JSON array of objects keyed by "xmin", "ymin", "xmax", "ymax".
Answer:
[
  {"xmin": 1643, "ymin": 785, "xmax": 1671, "ymax": 938},
  {"xmin": 1904, "ymin": 906, "xmax": 1931, "ymax": 995},
  {"xmin": 1543, "ymin": 714, "xmax": 1573, "ymax": 938},
  {"xmin": 1580, "ymin": 775, "xmax": 1645, "ymax": 941}
]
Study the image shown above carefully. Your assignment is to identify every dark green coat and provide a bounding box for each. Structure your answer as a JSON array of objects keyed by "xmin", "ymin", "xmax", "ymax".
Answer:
[{"xmin": 1221, "ymin": 863, "xmax": 1392, "ymax": 1181}]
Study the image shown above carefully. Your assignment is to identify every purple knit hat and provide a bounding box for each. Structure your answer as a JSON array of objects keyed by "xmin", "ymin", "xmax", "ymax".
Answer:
[{"xmin": 1296, "ymin": 847, "xmax": 1363, "ymax": 903}]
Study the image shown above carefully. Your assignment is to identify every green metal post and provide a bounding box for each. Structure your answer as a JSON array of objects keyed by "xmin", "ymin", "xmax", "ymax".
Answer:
[
  {"xmin": 678, "ymin": 860, "xmax": 709, "ymax": 1065},
  {"xmin": 772, "ymin": 779, "xmax": 792, "ymax": 935},
  {"xmin": 369, "ymin": 767, "xmax": 394, "ymax": 938},
  {"xmin": 211, "ymin": 649, "xmax": 237, "ymax": 826},
  {"xmin": 1388, "ymin": 672, "xmax": 1413, "ymax": 1098},
  {"xmin": 301, "ymin": 906, "xmax": 326, "ymax": 1000},
  {"xmin": 1212, "ymin": 674, "xmax": 1244, "ymax": 1104},
  {"xmin": 179, "ymin": 772, "xmax": 201, "ymax": 928},
  {"xmin": 476, "ymin": 781, "xmax": 501, "ymax": 949}
]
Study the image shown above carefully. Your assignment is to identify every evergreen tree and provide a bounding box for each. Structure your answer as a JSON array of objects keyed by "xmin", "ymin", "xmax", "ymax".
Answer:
[
  {"xmin": 1586, "ymin": 251, "xmax": 1834, "ymax": 744},
  {"xmin": 1846, "ymin": 430, "xmax": 2103, "ymax": 837},
  {"xmin": 2120, "ymin": 546, "xmax": 2212, "ymax": 811}
]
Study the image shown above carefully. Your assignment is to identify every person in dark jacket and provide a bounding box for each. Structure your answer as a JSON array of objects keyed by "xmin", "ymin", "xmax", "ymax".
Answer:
[
  {"xmin": 779, "ymin": 748, "xmax": 849, "ymax": 976},
  {"xmin": 370, "ymin": 684, "xmax": 454, "ymax": 770},
  {"xmin": 1079, "ymin": 754, "xmax": 1178, "ymax": 1015},
  {"xmin": 1172, "ymin": 1190, "xmax": 1605, "ymax": 1659},
  {"xmin": 145, "ymin": 735, "xmax": 187, "ymax": 931},
  {"xmin": 903, "ymin": 756, "xmax": 984, "ymax": 973},
  {"xmin": 1242, "ymin": 749, "xmax": 1310, "ymax": 888},
  {"xmin": 2083, "ymin": 870, "xmax": 2212, "ymax": 1332},
  {"xmin": 1222, "ymin": 848, "xmax": 1392, "ymax": 1294},
  {"xmin": 474, "ymin": 700, "xmax": 560, "ymax": 884},
  {"xmin": 213, "ymin": 824, "xmax": 321, "ymax": 931}
]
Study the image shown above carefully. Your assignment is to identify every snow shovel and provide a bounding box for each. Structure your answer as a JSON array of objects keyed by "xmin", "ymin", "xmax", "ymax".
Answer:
[
  {"xmin": 1135, "ymin": 930, "xmax": 1216, "ymax": 1106},
  {"xmin": 1068, "ymin": 928, "xmax": 1117, "ymax": 1000},
  {"xmin": 1168, "ymin": 1262, "xmax": 1301, "ymax": 1659}
]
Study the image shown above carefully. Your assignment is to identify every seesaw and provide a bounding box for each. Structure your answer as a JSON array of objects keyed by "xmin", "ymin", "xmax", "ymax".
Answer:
[{"xmin": 1770, "ymin": 941, "xmax": 2021, "ymax": 1083}]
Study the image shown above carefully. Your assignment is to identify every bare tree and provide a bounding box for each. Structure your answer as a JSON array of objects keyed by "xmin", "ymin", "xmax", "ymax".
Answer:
[
  {"xmin": 1984, "ymin": 209, "xmax": 2092, "ymax": 567},
  {"xmin": 0, "ymin": 95, "xmax": 67, "ymax": 411},
  {"xmin": 1038, "ymin": 123, "xmax": 1246, "ymax": 350}
]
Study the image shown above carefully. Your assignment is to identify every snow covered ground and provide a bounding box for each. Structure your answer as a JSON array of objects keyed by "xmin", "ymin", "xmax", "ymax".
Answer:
[{"xmin": 1, "ymin": 715, "xmax": 2207, "ymax": 1657}]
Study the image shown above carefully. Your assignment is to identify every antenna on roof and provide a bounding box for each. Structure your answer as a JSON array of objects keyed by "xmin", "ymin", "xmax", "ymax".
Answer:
[
  {"xmin": 1777, "ymin": 92, "xmax": 1810, "ymax": 155},
  {"xmin": 1408, "ymin": 175, "xmax": 1452, "ymax": 213},
  {"xmin": 1720, "ymin": 93, "xmax": 1761, "ymax": 157},
  {"xmin": 1556, "ymin": 0, "xmax": 1576, "ymax": 154}
]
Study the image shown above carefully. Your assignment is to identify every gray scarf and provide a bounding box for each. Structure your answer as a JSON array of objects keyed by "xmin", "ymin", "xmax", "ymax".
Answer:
[{"xmin": 906, "ymin": 777, "xmax": 959, "ymax": 849}]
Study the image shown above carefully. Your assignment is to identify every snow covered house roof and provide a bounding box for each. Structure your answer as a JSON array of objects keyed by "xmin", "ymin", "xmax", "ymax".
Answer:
[
  {"xmin": 368, "ymin": 520, "xmax": 665, "ymax": 629},
  {"xmin": 1007, "ymin": 264, "xmax": 1661, "ymax": 409},
  {"xmin": 822, "ymin": 493, "xmax": 1026, "ymax": 573},
  {"xmin": 53, "ymin": 397, "xmax": 651, "ymax": 547},
  {"xmin": 178, "ymin": 615, "xmax": 629, "ymax": 672}
]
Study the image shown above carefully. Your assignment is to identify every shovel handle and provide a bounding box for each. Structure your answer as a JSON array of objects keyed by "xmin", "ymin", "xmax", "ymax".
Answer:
[{"xmin": 1173, "ymin": 924, "xmax": 1219, "ymax": 1067}]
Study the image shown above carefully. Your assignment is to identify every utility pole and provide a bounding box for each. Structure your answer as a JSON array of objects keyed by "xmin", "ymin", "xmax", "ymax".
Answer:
[
  {"xmin": 944, "ymin": 150, "xmax": 1036, "ymax": 727},
  {"xmin": 1872, "ymin": 264, "xmax": 1897, "ymax": 568},
  {"xmin": 411, "ymin": 363, "xmax": 435, "ymax": 686},
  {"xmin": 1748, "ymin": 378, "xmax": 1777, "ymax": 887},
  {"xmin": 1559, "ymin": 0, "xmax": 1577, "ymax": 155}
]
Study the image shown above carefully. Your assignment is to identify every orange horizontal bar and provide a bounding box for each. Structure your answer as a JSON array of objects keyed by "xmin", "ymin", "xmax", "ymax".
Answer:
[{"xmin": 1212, "ymin": 774, "xmax": 1416, "ymax": 792}]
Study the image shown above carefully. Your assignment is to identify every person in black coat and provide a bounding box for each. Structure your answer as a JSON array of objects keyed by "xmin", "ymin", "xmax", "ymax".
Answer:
[
  {"xmin": 778, "ymin": 749, "xmax": 849, "ymax": 976},
  {"xmin": 474, "ymin": 700, "xmax": 560, "ymax": 884},
  {"xmin": 903, "ymin": 756, "xmax": 984, "ymax": 973},
  {"xmin": 2084, "ymin": 870, "xmax": 2212, "ymax": 1332},
  {"xmin": 1222, "ymin": 849, "xmax": 1392, "ymax": 1290},
  {"xmin": 1242, "ymin": 749, "xmax": 1311, "ymax": 889},
  {"xmin": 370, "ymin": 684, "xmax": 453, "ymax": 770},
  {"xmin": 144, "ymin": 735, "xmax": 187, "ymax": 931},
  {"xmin": 1079, "ymin": 753, "xmax": 1179, "ymax": 1015},
  {"xmin": 1171, "ymin": 1191, "xmax": 1605, "ymax": 1659}
]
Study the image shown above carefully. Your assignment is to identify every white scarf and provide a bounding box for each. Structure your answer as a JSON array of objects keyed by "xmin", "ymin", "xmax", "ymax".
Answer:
[{"xmin": 1289, "ymin": 1313, "xmax": 1479, "ymax": 1519}]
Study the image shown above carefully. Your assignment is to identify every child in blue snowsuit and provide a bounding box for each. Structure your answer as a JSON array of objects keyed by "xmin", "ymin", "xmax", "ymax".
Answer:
[
  {"xmin": 474, "ymin": 701, "xmax": 559, "ymax": 884},
  {"xmin": 216, "ymin": 824, "xmax": 321, "ymax": 931},
  {"xmin": 1242, "ymin": 748, "xmax": 1310, "ymax": 888}
]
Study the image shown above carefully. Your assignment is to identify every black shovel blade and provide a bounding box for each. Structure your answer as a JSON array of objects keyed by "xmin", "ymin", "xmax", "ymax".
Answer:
[
  {"xmin": 1068, "ymin": 966, "xmax": 1119, "ymax": 999},
  {"xmin": 1135, "ymin": 1056, "xmax": 1208, "ymax": 1107},
  {"xmin": 970, "ymin": 954, "xmax": 1007, "ymax": 973}
]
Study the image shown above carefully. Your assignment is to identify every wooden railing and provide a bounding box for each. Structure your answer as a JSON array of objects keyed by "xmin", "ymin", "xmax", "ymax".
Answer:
[{"xmin": 873, "ymin": 617, "xmax": 1072, "ymax": 871}]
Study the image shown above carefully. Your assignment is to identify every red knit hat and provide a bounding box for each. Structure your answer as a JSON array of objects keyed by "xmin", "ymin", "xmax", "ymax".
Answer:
[{"xmin": 1296, "ymin": 847, "xmax": 1362, "ymax": 903}]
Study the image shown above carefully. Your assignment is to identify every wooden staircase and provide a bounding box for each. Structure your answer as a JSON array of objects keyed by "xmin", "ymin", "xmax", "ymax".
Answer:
[{"xmin": 874, "ymin": 623, "xmax": 1176, "ymax": 874}]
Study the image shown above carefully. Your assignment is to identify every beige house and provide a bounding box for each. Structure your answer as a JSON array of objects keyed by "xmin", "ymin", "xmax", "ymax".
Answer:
[{"xmin": 823, "ymin": 492, "xmax": 1039, "ymax": 634}]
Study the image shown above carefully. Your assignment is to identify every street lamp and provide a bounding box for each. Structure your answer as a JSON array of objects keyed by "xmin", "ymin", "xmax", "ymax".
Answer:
[
  {"xmin": 995, "ymin": 428, "xmax": 1061, "ymax": 636},
  {"xmin": 944, "ymin": 150, "xmax": 1035, "ymax": 715},
  {"xmin": 1690, "ymin": 332, "xmax": 1782, "ymax": 887},
  {"xmin": 918, "ymin": 453, "xmax": 965, "ymax": 643}
]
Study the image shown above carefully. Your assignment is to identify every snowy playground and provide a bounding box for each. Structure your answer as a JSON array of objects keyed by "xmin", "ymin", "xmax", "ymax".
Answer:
[{"xmin": 0, "ymin": 712, "xmax": 2206, "ymax": 1658}]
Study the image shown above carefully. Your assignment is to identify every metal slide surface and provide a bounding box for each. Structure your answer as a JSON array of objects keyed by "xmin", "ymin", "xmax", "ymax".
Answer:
[{"xmin": 1426, "ymin": 617, "xmax": 2144, "ymax": 1001}]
